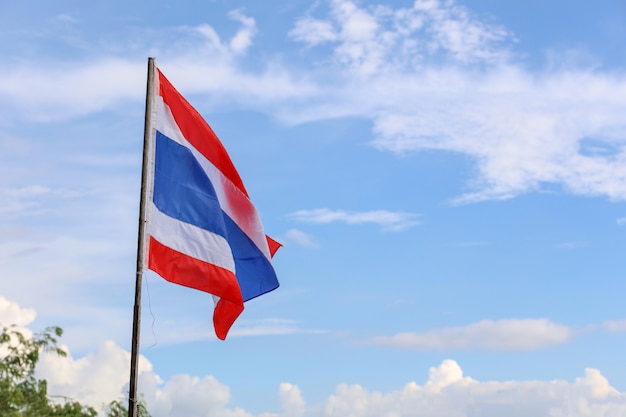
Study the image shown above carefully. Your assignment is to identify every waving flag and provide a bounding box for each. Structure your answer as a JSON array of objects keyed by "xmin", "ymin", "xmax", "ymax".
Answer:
[{"xmin": 144, "ymin": 67, "xmax": 280, "ymax": 340}]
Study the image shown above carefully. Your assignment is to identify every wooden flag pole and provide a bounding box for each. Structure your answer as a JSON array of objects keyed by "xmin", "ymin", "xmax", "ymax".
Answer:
[{"xmin": 128, "ymin": 57, "xmax": 155, "ymax": 417}]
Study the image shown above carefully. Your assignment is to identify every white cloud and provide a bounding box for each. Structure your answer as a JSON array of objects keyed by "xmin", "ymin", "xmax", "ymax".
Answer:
[
  {"xmin": 38, "ymin": 340, "xmax": 149, "ymax": 409},
  {"xmin": 577, "ymin": 368, "xmax": 621, "ymax": 399},
  {"xmin": 284, "ymin": 229, "xmax": 320, "ymax": 248},
  {"xmin": 36, "ymin": 334, "xmax": 309, "ymax": 417},
  {"xmin": 289, "ymin": 17, "xmax": 338, "ymax": 46},
  {"xmin": 230, "ymin": 318, "xmax": 325, "ymax": 337},
  {"xmin": 319, "ymin": 360, "xmax": 626, "ymax": 417},
  {"xmin": 423, "ymin": 359, "xmax": 474, "ymax": 393},
  {"xmin": 259, "ymin": 383, "xmax": 306, "ymax": 417},
  {"xmin": 417, "ymin": 0, "xmax": 513, "ymax": 63},
  {"xmin": 37, "ymin": 336, "xmax": 254, "ymax": 417},
  {"xmin": 34, "ymin": 344, "xmax": 626, "ymax": 417},
  {"xmin": 603, "ymin": 319, "xmax": 626, "ymax": 333},
  {"xmin": 2, "ymin": 296, "xmax": 626, "ymax": 417},
  {"xmin": 289, "ymin": 208, "xmax": 420, "ymax": 231},
  {"xmin": 0, "ymin": 231, "xmax": 137, "ymax": 351},
  {"xmin": 228, "ymin": 10, "xmax": 258, "ymax": 54},
  {"xmin": 140, "ymin": 374, "xmax": 251, "ymax": 417},
  {"xmin": 56, "ymin": 13, "xmax": 78, "ymax": 24},
  {"xmin": 285, "ymin": 0, "xmax": 626, "ymax": 203},
  {"xmin": 0, "ymin": 58, "xmax": 145, "ymax": 121},
  {"xmin": 0, "ymin": 15, "xmax": 315, "ymax": 122},
  {"xmin": 556, "ymin": 241, "xmax": 587, "ymax": 249},
  {"xmin": 38, "ymin": 353, "xmax": 626, "ymax": 417},
  {"xmin": 366, "ymin": 318, "xmax": 573, "ymax": 351},
  {"xmin": 356, "ymin": 65, "xmax": 626, "ymax": 204},
  {"xmin": 2, "ymin": 1, "xmax": 626, "ymax": 204},
  {"xmin": 290, "ymin": 0, "xmax": 511, "ymax": 74},
  {"xmin": 0, "ymin": 185, "xmax": 80, "ymax": 217},
  {"xmin": 0, "ymin": 296, "xmax": 36, "ymax": 329}
]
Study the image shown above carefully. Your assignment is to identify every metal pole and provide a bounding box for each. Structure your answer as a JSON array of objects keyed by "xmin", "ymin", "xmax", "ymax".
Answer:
[{"xmin": 128, "ymin": 57, "xmax": 155, "ymax": 417}]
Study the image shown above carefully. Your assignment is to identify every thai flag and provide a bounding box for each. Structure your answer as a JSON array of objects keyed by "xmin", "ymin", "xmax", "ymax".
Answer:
[{"xmin": 144, "ymin": 68, "xmax": 280, "ymax": 340}]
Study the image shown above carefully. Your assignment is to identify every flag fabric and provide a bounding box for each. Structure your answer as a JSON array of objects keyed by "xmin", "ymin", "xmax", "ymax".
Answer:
[{"xmin": 144, "ymin": 67, "xmax": 280, "ymax": 340}]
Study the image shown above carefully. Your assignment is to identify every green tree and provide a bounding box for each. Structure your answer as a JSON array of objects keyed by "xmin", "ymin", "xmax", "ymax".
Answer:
[
  {"xmin": 0, "ymin": 325, "xmax": 96, "ymax": 417},
  {"xmin": 0, "ymin": 324, "xmax": 153, "ymax": 417},
  {"xmin": 104, "ymin": 397, "xmax": 151, "ymax": 417}
]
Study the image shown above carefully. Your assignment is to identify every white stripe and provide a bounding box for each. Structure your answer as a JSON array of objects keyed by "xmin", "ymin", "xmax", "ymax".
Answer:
[
  {"xmin": 149, "ymin": 203, "xmax": 236, "ymax": 273},
  {"xmin": 155, "ymin": 98, "xmax": 272, "ymax": 260},
  {"xmin": 141, "ymin": 67, "xmax": 159, "ymax": 270}
]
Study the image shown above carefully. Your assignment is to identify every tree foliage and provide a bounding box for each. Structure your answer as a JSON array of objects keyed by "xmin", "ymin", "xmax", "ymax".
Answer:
[
  {"xmin": 0, "ymin": 324, "xmax": 152, "ymax": 417},
  {"xmin": 104, "ymin": 398, "xmax": 151, "ymax": 417},
  {"xmin": 0, "ymin": 325, "xmax": 97, "ymax": 416}
]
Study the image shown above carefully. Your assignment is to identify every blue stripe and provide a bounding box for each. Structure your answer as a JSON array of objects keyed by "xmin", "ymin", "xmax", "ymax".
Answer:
[
  {"xmin": 154, "ymin": 132, "xmax": 279, "ymax": 300},
  {"xmin": 153, "ymin": 131, "xmax": 227, "ymax": 238},
  {"xmin": 224, "ymin": 215, "xmax": 280, "ymax": 301}
]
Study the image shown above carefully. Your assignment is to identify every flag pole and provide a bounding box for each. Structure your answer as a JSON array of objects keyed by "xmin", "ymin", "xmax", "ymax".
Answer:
[{"xmin": 128, "ymin": 57, "xmax": 155, "ymax": 417}]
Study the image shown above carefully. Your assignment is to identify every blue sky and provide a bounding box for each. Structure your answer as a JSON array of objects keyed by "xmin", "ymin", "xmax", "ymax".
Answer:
[{"xmin": 2, "ymin": 0, "xmax": 626, "ymax": 416}]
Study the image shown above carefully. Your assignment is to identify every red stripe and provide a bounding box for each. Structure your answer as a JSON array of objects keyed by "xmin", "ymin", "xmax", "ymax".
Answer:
[
  {"xmin": 148, "ymin": 237, "xmax": 244, "ymax": 340},
  {"xmin": 157, "ymin": 69, "xmax": 249, "ymax": 197},
  {"xmin": 266, "ymin": 235, "xmax": 282, "ymax": 258},
  {"xmin": 157, "ymin": 68, "xmax": 281, "ymax": 261}
]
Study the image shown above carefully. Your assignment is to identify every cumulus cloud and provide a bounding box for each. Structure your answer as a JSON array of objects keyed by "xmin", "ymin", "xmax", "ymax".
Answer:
[
  {"xmin": 36, "ymin": 332, "xmax": 310, "ymax": 417},
  {"xmin": 2, "ymin": 296, "xmax": 626, "ymax": 417},
  {"xmin": 37, "ymin": 337, "xmax": 256, "ymax": 417},
  {"xmin": 319, "ymin": 360, "xmax": 626, "ymax": 417},
  {"xmin": 139, "ymin": 374, "xmax": 250, "ymax": 417},
  {"xmin": 289, "ymin": 208, "xmax": 420, "ymax": 231},
  {"xmin": 0, "ymin": 296, "xmax": 36, "ymax": 327},
  {"xmin": 38, "ymin": 340, "xmax": 148, "ymax": 409},
  {"xmin": 0, "ymin": 291, "xmax": 294, "ymax": 417},
  {"xmin": 0, "ymin": 230, "xmax": 138, "ymax": 352},
  {"xmin": 366, "ymin": 318, "xmax": 574, "ymax": 351},
  {"xmin": 259, "ymin": 383, "xmax": 306, "ymax": 417},
  {"xmin": 33, "ymin": 344, "xmax": 626, "ymax": 417},
  {"xmin": 39, "ymin": 351, "xmax": 626, "ymax": 417}
]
